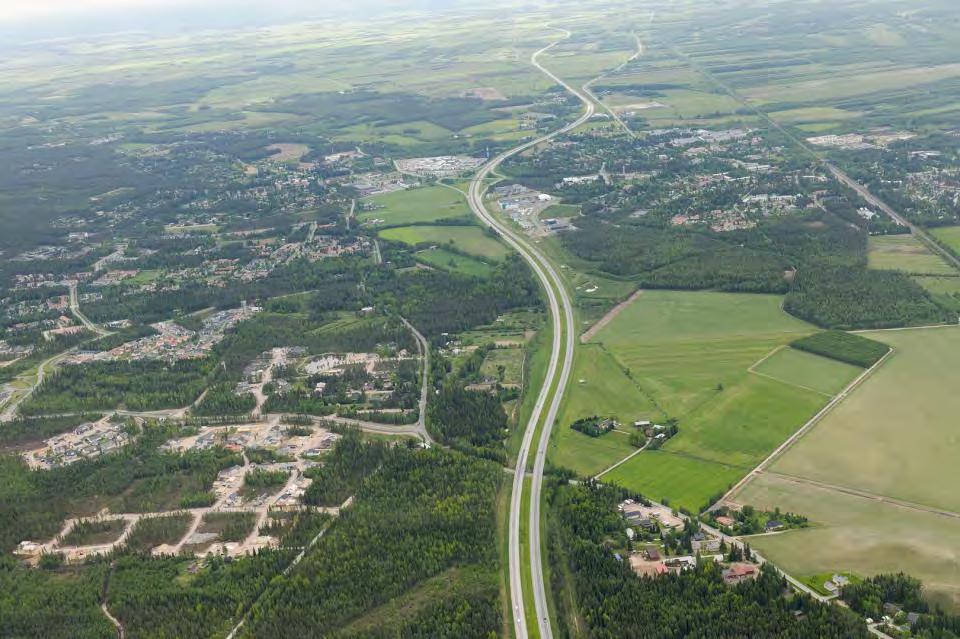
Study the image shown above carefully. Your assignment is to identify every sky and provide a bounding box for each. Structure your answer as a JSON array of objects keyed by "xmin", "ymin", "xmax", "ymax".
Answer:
[
  {"xmin": 0, "ymin": 0, "xmax": 461, "ymax": 23},
  {"xmin": 0, "ymin": 0, "xmax": 468, "ymax": 45},
  {"xmin": 0, "ymin": 0, "xmax": 191, "ymax": 22}
]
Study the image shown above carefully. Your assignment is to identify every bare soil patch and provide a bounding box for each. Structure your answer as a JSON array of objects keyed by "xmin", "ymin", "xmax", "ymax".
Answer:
[{"xmin": 580, "ymin": 289, "xmax": 643, "ymax": 343}]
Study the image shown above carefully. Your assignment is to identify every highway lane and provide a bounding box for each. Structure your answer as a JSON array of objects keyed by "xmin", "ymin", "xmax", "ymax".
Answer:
[{"xmin": 466, "ymin": 27, "xmax": 595, "ymax": 639}]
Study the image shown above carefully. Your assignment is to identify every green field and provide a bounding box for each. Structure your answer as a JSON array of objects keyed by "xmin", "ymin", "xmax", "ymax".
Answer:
[
  {"xmin": 360, "ymin": 186, "xmax": 471, "ymax": 227},
  {"xmin": 379, "ymin": 225, "xmax": 509, "ymax": 260},
  {"xmin": 335, "ymin": 121, "xmax": 453, "ymax": 145},
  {"xmin": 771, "ymin": 326, "xmax": 960, "ymax": 513},
  {"xmin": 604, "ymin": 450, "xmax": 745, "ymax": 513},
  {"xmin": 739, "ymin": 473, "xmax": 960, "ymax": 612},
  {"xmin": 752, "ymin": 347, "xmax": 861, "ymax": 396},
  {"xmin": 565, "ymin": 291, "xmax": 834, "ymax": 509},
  {"xmin": 867, "ymin": 234, "xmax": 955, "ymax": 275},
  {"xmin": 915, "ymin": 276, "xmax": 960, "ymax": 296},
  {"xmin": 931, "ymin": 226, "xmax": 960, "ymax": 256},
  {"xmin": 593, "ymin": 290, "xmax": 812, "ymax": 345},
  {"xmin": 665, "ymin": 373, "xmax": 825, "ymax": 468},
  {"xmin": 549, "ymin": 343, "xmax": 661, "ymax": 477},
  {"xmin": 128, "ymin": 270, "xmax": 163, "ymax": 286},
  {"xmin": 539, "ymin": 204, "xmax": 580, "ymax": 219},
  {"xmin": 414, "ymin": 248, "xmax": 494, "ymax": 277}
]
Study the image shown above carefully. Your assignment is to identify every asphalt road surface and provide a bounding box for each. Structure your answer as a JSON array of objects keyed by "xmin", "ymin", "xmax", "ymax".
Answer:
[{"xmin": 466, "ymin": 27, "xmax": 594, "ymax": 639}]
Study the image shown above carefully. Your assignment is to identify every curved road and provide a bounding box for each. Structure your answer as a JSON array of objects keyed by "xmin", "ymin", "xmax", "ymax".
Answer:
[
  {"xmin": 467, "ymin": 27, "xmax": 594, "ymax": 639},
  {"xmin": 69, "ymin": 282, "xmax": 111, "ymax": 337},
  {"xmin": 398, "ymin": 316, "xmax": 435, "ymax": 446}
]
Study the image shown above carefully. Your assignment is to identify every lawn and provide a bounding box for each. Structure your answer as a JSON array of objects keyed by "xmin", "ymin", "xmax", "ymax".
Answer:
[
  {"xmin": 604, "ymin": 450, "xmax": 745, "ymax": 514},
  {"xmin": 799, "ymin": 572, "xmax": 862, "ymax": 598},
  {"xmin": 931, "ymin": 226, "xmax": 960, "ymax": 255},
  {"xmin": 867, "ymin": 234, "xmax": 955, "ymax": 275},
  {"xmin": 751, "ymin": 347, "xmax": 862, "ymax": 396},
  {"xmin": 415, "ymin": 248, "xmax": 495, "ymax": 277},
  {"xmin": 360, "ymin": 186, "xmax": 470, "ymax": 227},
  {"xmin": 737, "ymin": 473, "xmax": 960, "ymax": 612},
  {"xmin": 379, "ymin": 225, "xmax": 509, "ymax": 260},
  {"xmin": 771, "ymin": 326, "xmax": 960, "ymax": 513}
]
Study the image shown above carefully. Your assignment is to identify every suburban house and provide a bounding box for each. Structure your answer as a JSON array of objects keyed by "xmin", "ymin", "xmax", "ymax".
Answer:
[{"xmin": 722, "ymin": 564, "xmax": 757, "ymax": 585}]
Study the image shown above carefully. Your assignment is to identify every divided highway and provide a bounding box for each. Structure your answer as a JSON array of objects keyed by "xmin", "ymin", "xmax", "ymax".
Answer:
[{"xmin": 466, "ymin": 28, "xmax": 595, "ymax": 639}]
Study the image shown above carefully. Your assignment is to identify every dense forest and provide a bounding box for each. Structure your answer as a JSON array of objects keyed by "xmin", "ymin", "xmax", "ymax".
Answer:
[
  {"xmin": 561, "ymin": 218, "xmax": 792, "ymax": 293},
  {"xmin": 20, "ymin": 359, "xmax": 215, "ymax": 415},
  {"xmin": 244, "ymin": 441, "xmax": 503, "ymax": 637},
  {"xmin": 783, "ymin": 266, "xmax": 951, "ymax": 329},
  {"xmin": 426, "ymin": 384, "xmax": 508, "ymax": 449},
  {"xmin": 790, "ymin": 330, "xmax": 890, "ymax": 367},
  {"xmin": 0, "ymin": 557, "xmax": 114, "ymax": 639},
  {"xmin": 109, "ymin": 552, "xmax": 292, "ymax": 638}
]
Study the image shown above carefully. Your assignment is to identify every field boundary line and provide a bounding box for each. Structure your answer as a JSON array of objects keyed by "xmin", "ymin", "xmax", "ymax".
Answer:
[
  {"xmin": 653, "ymin": 448, "xmax": 751, "ymax": 472},
  {"xmin": 763, "ymin": 471, "xmax": 960, "ymax": 522},
  {"xmin": 748, "ymin": 368, "xmax": 835, "ymax": 399},
  {"xmin": 594, "ymin": 441, "xmax": 649, "ymax": 479},
  {"xmin": 580, "ymin": 289, "xmax": 643, "ymax": 343},
  {"xmin": 851, "ymin": 322, "xmax": 959, "ymax": 334},
  {"xmin": 711, "ymin": 346, "xmax": 895, "ymax": 512},
  {"xmin": 746, "ymin": 344, "xmax": 786, "ymax": 373}
]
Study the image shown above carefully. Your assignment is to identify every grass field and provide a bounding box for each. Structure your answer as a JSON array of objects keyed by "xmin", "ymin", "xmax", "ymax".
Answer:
[
  {"xmin": 557, "ymin": 291, "xmax": 834, "ymax": 508},
  {"xmin": 379, "ymin": 225, "xmax": 509, "ymax": 260},
  {"xmin": 665, "ymin": 373, "xmax": 826, "ymax": 468},
  {"xmin": 128, "ymin": 270, "xmax": 162, "ymax": 286},
  {"xmin": 743, "ymin": 63, "xmax": 960, "ymax": 104},
  {"xmin": 915, "ymin": 276, "xmax": 960, "ymax": 296},
  {"xmin": 360, "ymin": 186, "xmax": 471, "ymax": 227},
  {"xmin": 592, "ymin": 291, "xmax": 812, "ymax": 345},
  {"xmin": 604, "ymin": 450, "xmax": 745, "ymax": 513},
  {"xmin": 738, "ymin": 473, "xmax": 960, "ymax": 612},
  {"xmin": 931, "ymin": 226, "xmax": 960, "ymax": 255},
  {"xmin": 771, "ymin": 326, "xmax": 960, "ymax": 513},
  {"xmin": 752, "ymin": 347, "xmax": 861, "ymax": 396},
  {"xmin": 867, "ymin": 234, "xmax": 955, "ymax": 275},
  {"xmin": 539, "ymin": 203, "xmax": 580, "ymax": 219},
  {"xmin": 414, "ymin": 248, "xmax": 494, "ymax": 277},
  {"xmin": 549, "ymin": 343, "xmax": 661, "ymax": 477}
]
